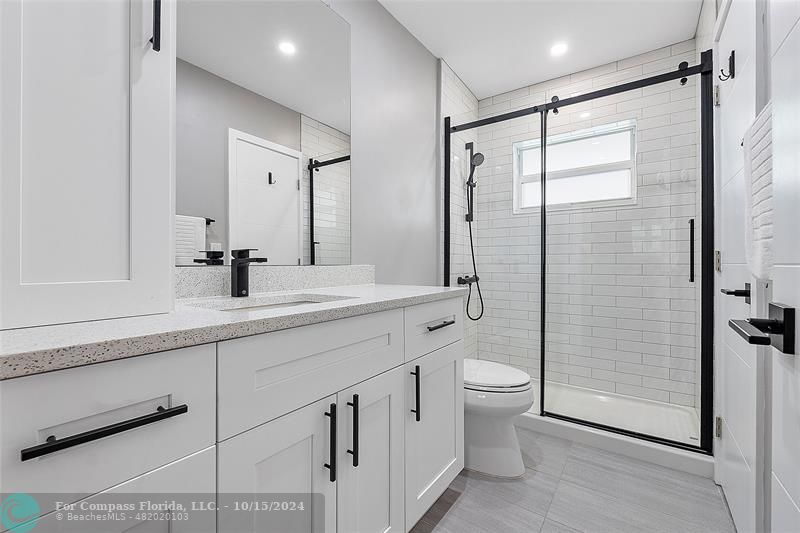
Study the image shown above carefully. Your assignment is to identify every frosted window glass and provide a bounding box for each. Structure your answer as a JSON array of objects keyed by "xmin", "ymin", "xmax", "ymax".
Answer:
[
  {"xmin": 521, "ymin": 169, "xmax": 633, "ymax": 207},
  {"xmin": 521, "ymin": 130, "xmax": 632, "ymax": 176}
]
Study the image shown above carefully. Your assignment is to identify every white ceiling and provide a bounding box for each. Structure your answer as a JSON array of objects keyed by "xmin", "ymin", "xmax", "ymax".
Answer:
[
  {"xmin": 379, "ymin": 0, "xmax": 703, "ymax": 100},
  {"xmin": 177, "ymin": 0, "xmax": 350, "ymax": 133}
]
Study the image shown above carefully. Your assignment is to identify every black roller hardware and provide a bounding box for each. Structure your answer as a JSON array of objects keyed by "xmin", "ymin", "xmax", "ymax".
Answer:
[
  {"xmin": 427, "ymin": 320, "xmax": 456, "ymax": 332},
  {"xmin": 410, "ymin": 365, "xmax": 421, "ymax": 422},
  {"xmin": 689, "ymin": 219, "xmax": 695, "ymax": 282},
  {"xmin": 20, "ymin": 404, "xmax": 188, "ymax": 462},
  {"xmin": 150, "ymin": 0, "xmax": 161, "ymax": 52},
  {"xmin": 323, "ymin": 403, "xmax": 337, "ymax": 482},
  {"xmin": 346, "ymin": 394, "xmax": 359, "ymax": 467}
]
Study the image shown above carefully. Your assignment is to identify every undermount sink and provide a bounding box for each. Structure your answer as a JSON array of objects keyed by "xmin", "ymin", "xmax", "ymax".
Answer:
[{"xmin": 183, "ymin": 293, "xmax": 355, "ymax": 312}]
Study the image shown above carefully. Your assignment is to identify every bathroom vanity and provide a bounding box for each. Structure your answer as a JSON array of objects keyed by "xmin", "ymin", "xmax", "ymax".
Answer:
[{"xmin": 0, "ymin": 284, "xmax": 466, "ymax": 532}]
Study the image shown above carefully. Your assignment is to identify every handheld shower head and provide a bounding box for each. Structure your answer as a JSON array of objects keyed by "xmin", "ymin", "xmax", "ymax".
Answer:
[{"xmin": 471, "ymin": 152, "xmax": 485, "ymax": 167}]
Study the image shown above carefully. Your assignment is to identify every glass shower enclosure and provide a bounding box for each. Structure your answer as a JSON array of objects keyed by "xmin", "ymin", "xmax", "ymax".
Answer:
[{"xmin": 443, "ymin": 50, "xmax": 714, "ymax": 453}]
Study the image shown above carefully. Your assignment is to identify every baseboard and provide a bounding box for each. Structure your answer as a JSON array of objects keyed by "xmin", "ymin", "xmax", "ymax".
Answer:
[{"xmin": 515, "ymin": 412, "xmax": 715, "ymax": 479}]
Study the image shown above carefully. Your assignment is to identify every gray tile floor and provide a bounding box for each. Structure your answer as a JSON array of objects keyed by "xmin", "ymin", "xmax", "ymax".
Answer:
[{"xmin": 411, "ymin": 428, "xmax": 736, "ymax": 533}]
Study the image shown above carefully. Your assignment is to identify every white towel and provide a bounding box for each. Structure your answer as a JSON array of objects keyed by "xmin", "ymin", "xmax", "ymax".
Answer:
[
  {"xmin": 175, "ymin": 215, "xmax": 207, "ymax": 266},
  {"xmin": 743, "ymin": 102, "xmax": 774, "ymax": 280}
]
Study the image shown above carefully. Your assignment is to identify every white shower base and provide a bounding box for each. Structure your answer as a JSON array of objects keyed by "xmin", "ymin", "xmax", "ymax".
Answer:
[{"xmin": 531, "ymin": 380, "xmax": 700, "ymax": 446}]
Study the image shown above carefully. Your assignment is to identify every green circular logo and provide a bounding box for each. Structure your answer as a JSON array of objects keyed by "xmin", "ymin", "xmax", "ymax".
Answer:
[{"xmin": 0, "ymin": 493, "xmax": 40, "ymax": 532}]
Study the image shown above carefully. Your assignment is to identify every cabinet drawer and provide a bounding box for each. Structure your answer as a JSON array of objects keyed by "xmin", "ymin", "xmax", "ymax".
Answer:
[
  {"xmin": 20, "ymin": 447, "xmax": 216, "ymax": 533},
  {"xmin": 404, "ymin": 298, "xmax": 463, "ymax": 361},
  {"xmin": 0, "ymin": 345, "xmax": 215, "ymax": 512},
  {"xmin": 218, "ymin": 309, "xmax": 404, "ymax": 440}
]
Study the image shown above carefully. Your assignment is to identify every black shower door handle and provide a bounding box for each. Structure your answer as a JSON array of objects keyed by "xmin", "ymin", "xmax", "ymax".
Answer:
[
  {"xmin": 410, "ymin": 365, "xmax": 421, "ymax": 422},
  {"xmin": 149, "ymin": 0, "xmax": 161, "ymax": 52},
  {"xmin": 323, "ymin": 403, "xmax": 337, "ymax": 482},
  {"xmin": 20, "ymin": 404, "xmax": 187, "ymax": 462},
  {"xmin": 688, "ymin": 219, "xmax": 695, "ymax": 282},
  {"xmin": 346, "ymin": 394, "xmax": 359, "ymax": 467}
]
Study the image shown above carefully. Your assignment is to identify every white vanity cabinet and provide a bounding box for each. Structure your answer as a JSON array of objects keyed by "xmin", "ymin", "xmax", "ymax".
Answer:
[
  {"xmin": 217, "ymin": 367, "xmax": 406, "ymax": 533},
  {"xmin": 404, "ymin": 341, "xmax": 465, "ymax": 529},
  {"xmin": 216, "ymin": 296, "xmax": 464, "ymax": 533},
  {"xmin": 0, "ymin": 0, "xmax": 175, "ymax": 329}
]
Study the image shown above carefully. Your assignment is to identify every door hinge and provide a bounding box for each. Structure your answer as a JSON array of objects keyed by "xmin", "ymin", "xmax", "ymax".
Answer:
[
  {"xmin": 297, "ymin": 179, "xmax": 300, "ymax": 190},
  {"xmin": 297, "ymin": 258, "xmax": 301, "ymax": 265},
  {"xmin": 714, "ymin": 85, "xmax": 721, "ymax": 107},
  {"xmin": 715, "ymin": 250, "xmax": 722, "ymax": 272},
  {"xmin": 715, "ymin": 416, "xmax": 723, "ymax": 438}
]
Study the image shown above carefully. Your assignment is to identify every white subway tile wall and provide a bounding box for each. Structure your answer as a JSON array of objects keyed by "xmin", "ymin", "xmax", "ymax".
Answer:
[
  {"xmin": 440, "ymin": 60, "xmax": 480, "ymax": 360},
  {"xmin": 301, "ymin": 116, "xmax": 351, "ymax": 265},
  {"xmin": 444, "ymin": 40, "xmax": 702, "ymax": 408}
]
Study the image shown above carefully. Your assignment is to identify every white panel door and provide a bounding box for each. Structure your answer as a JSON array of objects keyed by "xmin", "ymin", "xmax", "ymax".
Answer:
[
  {"xmin": 217, "ymin": 396, "xmax": 337, "ymax": 533},
  {"xmin": 337, "ymin": 366, "xmax": 405, "ymax": 533},
  {"xmin": 228, "ymin": 129, "xmax": 302, "ymax": 265},
  {"xmin": 0, "ymin": 0, "xmax": 174, "ymax": 329},
  {"xmin": 768, "ymin": 1, "xmax": 800, "ymax": 529},
  {"xmin": 714, "ymin": 1, "xmax": 763, "ymax": 530},
  {"xmin": 404, "ymin": 341, "xmax": 464, "ymax": 530}
]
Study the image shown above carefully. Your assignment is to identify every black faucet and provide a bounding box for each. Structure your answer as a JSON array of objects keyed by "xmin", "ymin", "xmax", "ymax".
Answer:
[{"xmin": 231, "ymin": 249, "xmax": 268, "ymax": 297}]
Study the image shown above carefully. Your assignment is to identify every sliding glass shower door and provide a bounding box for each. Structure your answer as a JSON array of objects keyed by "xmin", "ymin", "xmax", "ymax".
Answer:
[{"xmin": 541, "ymin": 77, "xmax": 703, "ymax": 447}]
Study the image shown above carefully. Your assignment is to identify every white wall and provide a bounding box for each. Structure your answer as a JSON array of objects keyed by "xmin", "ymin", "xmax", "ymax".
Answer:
[{"xmin": 331, "ymin": 0, "xmax": 439, "ymax": 285}]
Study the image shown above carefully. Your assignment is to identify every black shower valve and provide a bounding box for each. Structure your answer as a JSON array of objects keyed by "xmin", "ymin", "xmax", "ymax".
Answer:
[{"xmin": 458, "ymin": 275, "xmax": 479, "ymax": 285}]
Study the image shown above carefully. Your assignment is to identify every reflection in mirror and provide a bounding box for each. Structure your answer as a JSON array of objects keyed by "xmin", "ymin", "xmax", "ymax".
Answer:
[{"xmin": 174, "ymin": 0, "xmax": 350, "ymax": 266}]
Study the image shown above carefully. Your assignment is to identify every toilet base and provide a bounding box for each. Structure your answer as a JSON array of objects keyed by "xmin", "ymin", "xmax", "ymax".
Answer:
[{"xmin": 464, "ymin": 411, "xmax": 526, "ymax": 478}]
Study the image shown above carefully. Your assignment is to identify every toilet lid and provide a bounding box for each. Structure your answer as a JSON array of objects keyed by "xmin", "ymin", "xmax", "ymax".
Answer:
[{"xmin": 464, "ymin": 359, "xmax": 531, "ymax": 389}]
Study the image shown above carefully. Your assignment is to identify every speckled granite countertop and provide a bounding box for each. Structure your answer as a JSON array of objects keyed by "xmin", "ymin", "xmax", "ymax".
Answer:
[{"xmin": 0, "ymin": 284, "xmax": 466, "ymax": 380}]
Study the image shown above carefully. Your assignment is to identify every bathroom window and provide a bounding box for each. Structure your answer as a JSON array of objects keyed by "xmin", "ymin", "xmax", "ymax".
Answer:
[{"xmin": 512, "ymin": 121, "xmax": 637, "ymax": 212}]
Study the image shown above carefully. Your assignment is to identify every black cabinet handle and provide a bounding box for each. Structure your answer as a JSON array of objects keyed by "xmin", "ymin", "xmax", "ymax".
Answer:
[
  {"xmin": 20, "ymin": 404, "xmax": 188, "ymax": 462},
  {"xmin": 410, "ymin": 365, "xmax": 421, "ymax": 422},
  {"xmin": 323, "ymin": 403, "xmax": 337, "ymax": 482},
  {"xmin": 688, "ymin": 219, "xmax": 695, "ymax": 282},
  {"xmin": 427, "ymin": 319, "xmax": 456, "ymax": 332},
  {"xmin": 346, "ymin": 394, "xmax": 359, "ymax": 467},
  {"xmin": 149, "ymin": 0, "xmax": 161, "ymax": 52},
  {"xmin": 721, "ymin": 283, "xmax": 751, "ymax": 304}
]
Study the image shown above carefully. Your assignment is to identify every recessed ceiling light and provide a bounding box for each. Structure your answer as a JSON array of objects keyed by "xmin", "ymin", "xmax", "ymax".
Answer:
[
  {"xmin": 580, "ymin": 112, "xmax": 591, "ymax": 119},
  {"xmin": 278, "ymin": 41, "xmax": 296, "ymax": 55},
  {"xmin": 550, "ymin": 42, "xmax": 568, "ymax": 57}
]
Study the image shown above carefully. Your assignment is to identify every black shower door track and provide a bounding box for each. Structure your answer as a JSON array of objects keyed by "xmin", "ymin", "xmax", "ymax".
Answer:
[{"xmin": 443, "ymin": 50, "xmax": 715, "ymax": 455}]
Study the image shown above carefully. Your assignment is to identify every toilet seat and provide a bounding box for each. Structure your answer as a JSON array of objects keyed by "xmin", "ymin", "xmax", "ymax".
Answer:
[{"xmin": 464, "ymin": 359, "xmax": 531, "ymax": 393}]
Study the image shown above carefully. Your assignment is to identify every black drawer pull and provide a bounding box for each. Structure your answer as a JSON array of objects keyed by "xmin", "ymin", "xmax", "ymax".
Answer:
[
  {"xmin": 427, "ymin": 319, "xmax": 455, "ymax": 332},
  {"xmin": 323, "ymin": 403, "xmax": 337, "ymax": 482},
  {"xmin": 20, "ymin": 404, "xmax": 188, "ymax": 462},
  {"xmin": 410, "ymin": 365, "xmax": 421, "ymax": 422},
  {"xmin": 346, "ymin": 394, "xmax": 359, "ymax": 467},
  {"xmin": 149, "ymin": 0, "xmax": 161, "ymax": 52}
]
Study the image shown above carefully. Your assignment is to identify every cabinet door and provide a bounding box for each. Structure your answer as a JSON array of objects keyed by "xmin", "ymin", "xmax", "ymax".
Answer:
[
  {"xmin": 27, "ymin": 447, "xmax": 216, "ymax": 532},
  {"xmin": 404, "ymin": 341, "xmax": 464, "ymax": 530},
  {"xmin": 337, "ymin": 367, "xmax": 405, "ymax": 533},
  {"xmin": 218, "ymin": 396, "xmax": 337, "ymax": 533},
  {"xmin": 0, "ymin": 0, "xmax": 174, "ymax": 329}
]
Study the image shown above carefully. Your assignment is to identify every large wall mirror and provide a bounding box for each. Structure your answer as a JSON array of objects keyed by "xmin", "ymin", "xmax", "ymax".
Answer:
[{"xmin": 175, "ymin": 0, "xmax": 350, "ymax": 266}]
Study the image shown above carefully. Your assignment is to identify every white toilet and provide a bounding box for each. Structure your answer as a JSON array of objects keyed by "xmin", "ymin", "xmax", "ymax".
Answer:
[{"xmin": 463, "ymin": 359, "xmax": 534, "ymax": 478}]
